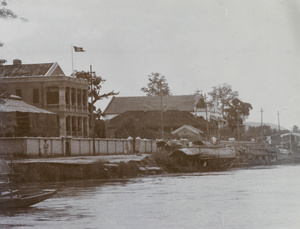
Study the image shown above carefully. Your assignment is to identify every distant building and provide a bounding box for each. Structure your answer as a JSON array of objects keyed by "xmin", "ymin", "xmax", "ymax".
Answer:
[
  {"xmin": 0, "ymin": 60, "xmax": 89, "ymax": 137},
  {"xmin": 106, "ymin": 110, "xmax": 218, "ymax": 139},
  {"xmin": 172, "ymin": 125, "xmax": 203, "ymax": 142},
  {"xmin": 103, "ymin": 95, "xmax": 226, "ymax": 128}
]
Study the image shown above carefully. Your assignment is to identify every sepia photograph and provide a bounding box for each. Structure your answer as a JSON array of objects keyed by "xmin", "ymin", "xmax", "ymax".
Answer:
[{"xmin": 1, "ymin": 0, "xmax": 300, "ymax": 228}]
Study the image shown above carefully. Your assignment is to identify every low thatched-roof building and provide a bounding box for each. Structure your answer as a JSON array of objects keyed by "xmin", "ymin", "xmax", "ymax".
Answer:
[{"xmin": 0, "ymin": 95, "xmax": 58, "ymax": 137}]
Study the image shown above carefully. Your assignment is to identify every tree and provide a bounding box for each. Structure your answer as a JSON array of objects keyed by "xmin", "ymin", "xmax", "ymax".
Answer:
[
  {"xmin": 72, "ymin": 70, "xmax": 119, "ymax": 117},
  {"xmin": 0, "ymin": 0, "xmax": 27, "ymax": 21},
  {"xmin": 0, "ymin": 59, "xmax": 6, "ymax": 64},
  {"xmin": 114, "ymin": 117, "xmax": 161, "ymax": 153},
  {"xmin": 141, "ymin": 72, "xmax": 171, "ymax": 139},
  {"xmin": 293, "ymin": 125, "xmax": 299, "ymax": 133},
  {"xmin": 194, "ymin": 89, "xmax": 206, "ymax": 109},
  {"xmin": 208, "ymin": 83, "xmax": 239, "ymax": 117},
  {"xmin": 0, "ymin": 0, "xmax": 17, "ymax": 19},
  {"xmin": 114, "ymin": 117, "xmax": 141, "ymax": 139},
  {"xmin": 219, "ymin": 126, "xmax": 233, "ymax": 140},
  {"xmin": 224, "ymin": 98, "xmax": 253, "ymax": 132},
  {"xmin": 141, "ymin": 73, "xmax": 171, "ymax": 96}
]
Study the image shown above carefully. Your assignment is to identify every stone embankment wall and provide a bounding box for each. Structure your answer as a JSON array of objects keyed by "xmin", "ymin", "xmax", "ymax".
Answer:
[
  {"xmin": 11, "ymin": 156, "xmax": 164, "ymax": 182},
  {"xmin": 0, "ymin": 137, "xmax": 157, "ymax": 157}
]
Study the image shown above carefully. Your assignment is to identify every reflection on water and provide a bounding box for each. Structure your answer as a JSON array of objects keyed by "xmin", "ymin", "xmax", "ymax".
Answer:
[{"xmin": 1, "ymin": 165, "xmax": 300, "ymax": 229}]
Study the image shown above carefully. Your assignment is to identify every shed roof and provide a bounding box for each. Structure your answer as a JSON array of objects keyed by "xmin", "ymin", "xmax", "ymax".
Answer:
[
  {"xmin": 0, "ymin": 96, "xmax": 54, "ymax": 114},
  {"xmin": 103, "ymin": 95, "xmax": 197, "ymax": 115},
  {"xmin": 0, "ymin": 62, "xmax": 65, "ymax": 77}
]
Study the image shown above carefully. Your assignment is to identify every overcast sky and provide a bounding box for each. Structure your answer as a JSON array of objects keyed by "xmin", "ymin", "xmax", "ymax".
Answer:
[{"xmin": 1, "ymin": 0, "xmax": 300, "ymax": 129}]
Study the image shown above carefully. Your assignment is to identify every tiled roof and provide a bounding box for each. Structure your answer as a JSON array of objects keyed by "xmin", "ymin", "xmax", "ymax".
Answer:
[
  {"xmin": 0, "ymin": 62, "xmax": 65, "ymax": 77},
  {"xmin": 0, "ymin": 96, "xmax": 54, "ymax": 114},
  {"xmin": 108, "ymin": 110, "xmax": 213, "ymax": 129},
  {"xmin": 104, "ymin": 95, "xmax": 197, "ymax": 115}
]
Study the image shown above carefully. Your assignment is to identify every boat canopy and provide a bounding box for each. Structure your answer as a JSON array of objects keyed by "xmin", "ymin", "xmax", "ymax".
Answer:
[
  {"xmin": 280, "ymin": 133, "xmax": 300, "ymax": 138},
  {"xmin": 169, "ymin": 148, "xmax": 200, "ymax": 157}
]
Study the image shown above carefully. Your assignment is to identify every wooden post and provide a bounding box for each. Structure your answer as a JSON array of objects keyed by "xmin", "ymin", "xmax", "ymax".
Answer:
[{"xmin": 90, "ymin": 65, "xmax": 96, "ymax": 155}]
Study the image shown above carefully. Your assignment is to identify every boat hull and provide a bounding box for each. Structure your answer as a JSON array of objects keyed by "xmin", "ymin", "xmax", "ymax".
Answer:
[{"xmin": 0, "ymin": 189, "xmax": 57, "ymax": 209}]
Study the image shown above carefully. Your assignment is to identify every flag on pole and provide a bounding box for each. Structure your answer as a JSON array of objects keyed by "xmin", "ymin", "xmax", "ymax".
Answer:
[{"xmin": 73, "ymin": 46, "xmax": 85, "ymax": 52}]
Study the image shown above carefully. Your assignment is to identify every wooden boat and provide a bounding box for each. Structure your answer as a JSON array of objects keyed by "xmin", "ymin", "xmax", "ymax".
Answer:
[
  {"xmin": 169, "ymin": 147, "xmax": 238, "ymax": 171},
  {"xmin": 0, "ymin": 189, "xmax": 57, "ymax": 209},
  {"xmin": 0, "ymin": 158, "xmax": 57, "ymax": 209}
]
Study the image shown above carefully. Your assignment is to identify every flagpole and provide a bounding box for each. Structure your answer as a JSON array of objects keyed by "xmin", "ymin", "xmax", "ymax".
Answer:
[{"xmin": 71, "ymin": 44, "xmax": 74, "ymax": 74}]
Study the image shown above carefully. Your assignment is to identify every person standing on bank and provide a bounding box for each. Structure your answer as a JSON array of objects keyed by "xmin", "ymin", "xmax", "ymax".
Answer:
[{"xmin": 43, "ymin": 140, "xmax": 49, "ymax": 157}]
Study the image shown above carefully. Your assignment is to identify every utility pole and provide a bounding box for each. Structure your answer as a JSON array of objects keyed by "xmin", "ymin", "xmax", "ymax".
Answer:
[
  {"xmin": 237, "ymin": 109, "xmax": 240, "ymax": 143},
  {"xmin": 204, "ymin": 94, "xmax": 209, "ymax": 141},
  {"xmin": 160, "ymin": 94, "xmax": 164, "ymax": 139},
  {"xmin": 90, "ymin": 65, "xmax": 95, "ymax": 155},
  {"xmin": 260, "ymin": 108, "xmax": 264, "ymax": 141},
  {"xmin": 277, "ymin": 111, "xmax": 280, "ymax": 132}
]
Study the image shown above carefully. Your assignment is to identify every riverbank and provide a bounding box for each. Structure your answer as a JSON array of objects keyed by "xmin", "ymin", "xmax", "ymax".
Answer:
[
  {"xmin": 7, "ymin": 146, "xmax": 299, "ymax": 182},
  {"xmin": 9, "ymin": 154, "xmax": 167, "ymax": 182}
]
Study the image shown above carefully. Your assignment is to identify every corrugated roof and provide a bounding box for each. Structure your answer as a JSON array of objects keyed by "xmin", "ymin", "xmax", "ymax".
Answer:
[
  {"xmin": 0, "ymin": 96, "xmax": 54, "ymax": 114},
  {"xmin": 103, "ymin": 95, "xmax": 196, "ymax": 115},
  {"xmin": 0, "ymin": 63, "xmax": 65, "ymax": 77}
]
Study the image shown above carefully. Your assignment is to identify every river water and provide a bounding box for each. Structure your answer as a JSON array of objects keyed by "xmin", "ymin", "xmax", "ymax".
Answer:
[{"xmin": 1, "ymin": 164, "xmax": 300, "ymax": 229}]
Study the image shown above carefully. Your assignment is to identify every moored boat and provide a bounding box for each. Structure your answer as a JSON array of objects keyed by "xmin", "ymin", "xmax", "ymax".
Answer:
[
  {"xmin": 0, "ymin": 158, "xmax": 57, "ymax": 209},
  {"xmin": 0, "ymin": 189, "xmax": 57, "ymax": 209}
]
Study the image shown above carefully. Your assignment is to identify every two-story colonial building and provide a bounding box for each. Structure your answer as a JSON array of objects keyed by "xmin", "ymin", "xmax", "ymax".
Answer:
[{"xmin": 0, "ymin": 60, "xmax": 90, "ymax": 137}]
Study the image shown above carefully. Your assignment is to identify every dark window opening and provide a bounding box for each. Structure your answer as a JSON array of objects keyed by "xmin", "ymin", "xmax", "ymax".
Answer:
[
  {"xmin": 47, "ymin": 87, "xmax": 59, "ymax": 104},
  {"xmin": 33, "ymin": 89, "xmax": 39, "ymax": 103},
  {"xmin": 78, "ymin": 117, "xmax": 82, "ymax": 132},
  {"xmin": 47, "ymin": 92, "xmax": 59, "ymax": 104},
  {"xmin": 72, "ymin": 117, "xmax": 76, "ymax": 132},
  {"xmin": 77, "ymin": 91, "xmax": 81, "ymax": 106},
  {"xmin": 66, "ymin": 116, "xmax": 71, "ymax": 132},
  {"xmin": 72, "ymin": 89, "xmax": 76, "ymax": 105},
  {"xmin": 65, "ymin": 88, "xmax": 70, "ymax": 105}
]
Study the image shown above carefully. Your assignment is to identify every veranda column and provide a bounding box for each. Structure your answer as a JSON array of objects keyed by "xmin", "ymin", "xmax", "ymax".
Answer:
[
  {"xmin": 59, "ymin": 115, "xmax": 66, "ymax": 137},
  {"xmin": 70, "ymin": 116, "xmax": 73, "ymax": 136},
  {"xmin": 58, "ymin": 86, "xmax": 66, "ymax": 110}
]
